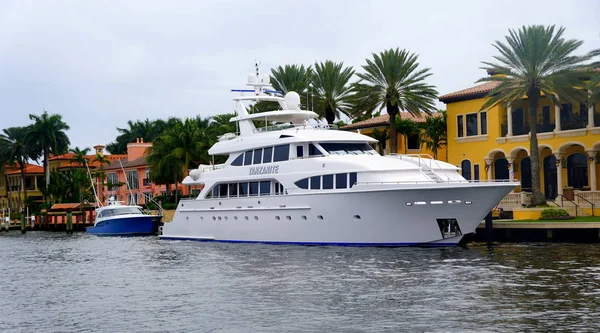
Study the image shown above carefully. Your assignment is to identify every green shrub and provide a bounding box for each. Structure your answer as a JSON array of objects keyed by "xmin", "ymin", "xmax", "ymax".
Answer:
[
  {"xmin": 540, "ymin": 208, "xmax": 572, "ymax": 220},
  {"xmin": 162, "ymin": 203, "xmax": 178, "ymax": 210}
]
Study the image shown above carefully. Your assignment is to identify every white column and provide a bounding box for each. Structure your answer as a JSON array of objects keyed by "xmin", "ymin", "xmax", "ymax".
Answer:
[
  {"xmin": 589, "ymin": 103, "xmax": 596, "ymax": 129},
  {"xmin": 587, "ymin": 150, "xmax": 597, "ymax": 191},
  {"xmin": 555, "ymin": 153, "xmax": 564, "ymax": 195},
  {"xmin": 507, "ymin": 157, "xmax": 515, "ymax": 181},
  {"xmin": 485, "ymin": 158, "xmax": 494, "ymax": 181},
  {"xmin": 554, "ymin": 97, "xmax": 561, "ymax": 132},
  {"xmin": 507, "ymin": 104, "xmax": 513, "ymax": 136}
]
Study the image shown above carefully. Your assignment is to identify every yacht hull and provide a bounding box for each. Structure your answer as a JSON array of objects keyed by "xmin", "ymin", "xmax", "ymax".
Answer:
[
  {"xmin": 160, "ymin": 182, "xmax": 514, "ymax": 246},
  {"xmin": 87, "ymin": 215, "xmax": 161, "ymax": 236}
]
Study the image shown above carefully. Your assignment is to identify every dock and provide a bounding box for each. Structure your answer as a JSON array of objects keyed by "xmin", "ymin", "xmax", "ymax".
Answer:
[{"xmin": 470, "ymin": 221, "xmax": 600, "ymax": 243}]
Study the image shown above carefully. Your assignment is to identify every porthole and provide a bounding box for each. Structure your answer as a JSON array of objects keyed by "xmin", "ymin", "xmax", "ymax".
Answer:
[
  {"xmin": 317, "ymin": 215, "xmax": 323, "ymax": 220},
  {"xmin": 430, "ymin": 201, "xmax": 443, "ymax": 205},
  {"xmin": 353, "ymin": 215, "xmax": 361, "ymax": 220},
  {"xmin": 286, "ymin": 216, "xmax": 291, "ymax": 220},
  {"xmin": 258, "ymin": 200, "xmax": 261, "ymax": 204},
  {"xmin": 200, "ymin": 216, "xmax": 204, "ymax": 220},
  {"xmin": 448, "ymin": 200, "xmax": 461, "ymax": 204},
  {"xmin": 224, "ymin": 216, "xmax": 228, "ymax": 220},
  {"xmin": 414, "ymin": 201, "xmax": 427, "ymax": 205},
  {"xmin": 465, "ymin": 201, "xmax": 472, "ymax": 205},
  {"xmin": 405, "ymin": 202, "xmax": 413, "ymax": 206},
  {"xmin": 301, "ymin": 216, "xmax": 307, "ymax": 220},
  {"xmin": 217, "ymin": 216, "xmax": 222, "ymax": 221},
  {"xmin": 245, "ymin": 216, "xmax": 249, "ymax": 220},
  {"xmin": 275, "ymin": 216, "xmax": 281, "ymax": 220},
  {"xmin": 186, "ymin": 216, "xmax": 189, "ymax": 220},
  {"xmin": 219, "ymin": 202, "xmax": 222, "ymax": 206},
  {"xmin": 234, "ymin": 216, "xmax": 238, "ymax": 220},
  {"xmin": 212, "ymin": 216, "xmax": 216, "ymax": 221},
  {"xmin": 254, "ymin": 216, "xmax": 258, "ymax": 220}
]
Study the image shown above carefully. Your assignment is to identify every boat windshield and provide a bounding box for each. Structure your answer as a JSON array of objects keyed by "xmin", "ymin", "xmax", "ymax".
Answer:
[
  {"xmin": 99, "ymin": 207, "xmax": 144, "ymax": 218},
  {"xmin": 319, "ymin": 143, "xmax": 378, "ymax": 156}
]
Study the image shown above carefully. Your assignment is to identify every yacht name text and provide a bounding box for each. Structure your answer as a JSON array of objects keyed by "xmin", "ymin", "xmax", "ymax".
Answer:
[{"xmin": 249, "ymin": 165, "xmax": 279, "ymax": 175}]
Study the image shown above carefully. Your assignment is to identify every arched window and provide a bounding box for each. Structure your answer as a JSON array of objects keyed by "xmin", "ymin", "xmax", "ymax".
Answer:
[
  {"xmin": 567, "ymin": 153, "xmax": 588, "ymax": 189},
  {"xmin": 461, "ymin": 160, "xmax": 472, "ymax": 180}
]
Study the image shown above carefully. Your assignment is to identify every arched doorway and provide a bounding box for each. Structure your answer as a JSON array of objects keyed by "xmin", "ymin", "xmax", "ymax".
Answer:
[
  {"xmin": 543, "ymin": 155, "xmax": 557, "ymax": 199},
  {"xmin": 520, "ymin": 157, "xmax": 531, "ymax": 192},
  {"xmin": 494, "ymin": 158, "xmax": 509, "ymax": 180},
  {"xmin": 461, "ymin": 160, "xmax": 472, "ymax": 180},
  {"xmin": 567, "ymin": 153, "xmax": 588, "ymax": 189}
]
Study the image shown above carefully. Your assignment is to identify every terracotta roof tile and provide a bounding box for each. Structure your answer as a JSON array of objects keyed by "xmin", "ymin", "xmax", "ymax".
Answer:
[
  {"xmin": 104, "ymin": 156, "xmax": 149, "ymax": 171},
  {"xmin": 341, "ymin": 112, "xmax": 434, "ymax": 130},
  {"xmin": 6, "ymin": 164, "xmax": 44, "ymax": 175},
  {"xmin": 439, "ymin": 81, "xmax": 499, "ymax": 103}
]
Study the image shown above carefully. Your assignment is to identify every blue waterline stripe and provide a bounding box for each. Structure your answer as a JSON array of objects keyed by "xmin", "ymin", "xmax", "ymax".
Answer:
[{"xmin": 159, "ymin": 237, "xmax": 457, "ymax": 247}]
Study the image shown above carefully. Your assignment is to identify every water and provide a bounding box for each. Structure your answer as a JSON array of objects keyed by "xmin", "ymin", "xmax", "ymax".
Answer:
[{"xmin": 1, "ymin": 232, "xmax": 599, "ymax": 333}]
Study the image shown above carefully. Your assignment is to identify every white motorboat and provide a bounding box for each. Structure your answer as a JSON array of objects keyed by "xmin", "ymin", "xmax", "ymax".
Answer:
[{"xmin": 160, "ymin": 68, "xmax": 517, "ymax": 246}]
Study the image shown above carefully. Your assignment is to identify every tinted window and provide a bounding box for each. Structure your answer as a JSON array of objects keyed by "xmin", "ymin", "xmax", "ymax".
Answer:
[
  {"xmin": 228, "ymin": 183, "xmax": 238, "ymax": 197},
  {"xmin": 349, "ymin": 172, "xmax": 357, "ymax": 187},
  {"xmin": 239, "ymin": 183, "xmax": 248, "ymax": 197},
  {"xmin": 319, "ymin": 143, "xmax": 376, "ymax": 155},
  {"xmin": 466, "ymin": 114, "xmax": 478, "ymax": 136},
  {"xmin": 212, "ymin": 186, "xmax": 218, "ymax": 197},
  {"xmin": 310, "ymin": 176, "xmax": 321, "ymax": 189},
  {"xmin": 309, "ymin": 144, "xmax": 322, "ymax": 156},
  {"xmin": 296, "ymin": 145, "xmax": 303, "ymax": 158},
  {"xmin": 273, "ymin": 145, "xmax": 289, "ymax": 162},
  {"xmin": 253, "ymin": 149, "xmax": 262, "ymax": 164},
  {"xmin": 244, "ymin": 151, "xmax": 253, "ymax": 166},
  {"xmin": 263, "ymin": 147, "xmax": 273, "ymax": 163},
  {"xmin": 323, "ymin": 174, "xmax": 333, "ymax": 189},
  {"xmin": 461, "ymin": 160, "xmax": 472, "ymax": 180},
  {"xmin": 480, "ymin": 112, "xmax": 487, "ymax": 135},
  {"xmin": 259, "ymin": 181, "xmax": 270, "ymax": 195},
  {"xmin": 219, "ymin": 184, "xmax": 229, "ymax": 198},
  {"xmin": 232, "ymin": 154, "xmax": 243, "ymax": 166},
  {"xmin": 296, "ymin": 178, "xmax": 308, "ymax": 189},
  {"xmin": 249, "ymin": 182, "xmax": 259, "ymax": 196},
  {"xmin": 457, "ymin": 115, "xmax": 464, "ymax": 137},
  {"xmin": 335, "ymin": 173, "xmax": 347, "ymax": 189},
  {"xmin": 474, "ymin": 164, "xmax": 480, "ymax": 181}
]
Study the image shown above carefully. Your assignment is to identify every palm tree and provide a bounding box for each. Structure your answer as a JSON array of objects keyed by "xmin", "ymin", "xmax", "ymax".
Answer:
[
  {"xmin": 420, "ymin": 111, "xmax": 447, "ymax": 160},
  {"xmin": 478, "ymin": 25, "xmax": 590, "ymax": 206},
  {"xmin": 370, "ymin": 128, "xmax": 389, "ymax": 155},
  {"xmin": 353, "ymin": 48, "xmax": 438, "ymax": 153},
  {"xmin": 395, "ymin": 117, "xmax": 422, "ymax": 154},
  {"xmin": 93, "ymin": 153, "xmax": 111, "ymax": 204},
  {"xmin": 28, "ymin": 111, "xmax": 70, "ymax": 200},
  {"xmin": 270, "ymin": 64, "xmax": 313, "ymax": 108},
  {"xmin": 70, "ymin": 147, "xmax": 91, "ymax": 167},
  {"xmin": 0, "ymin": 127, "xmax": 39, "ymax": 211},
  {"xmin": 69, "ymin": 147, "xmax": 91, "ymax": 203},
  {"xmin": 0, "ymin": 136, "xmax": 14, "ymax": 211},
  {"xmin": 311, "ymin": 60, "xmax": 355, "ymax": 124}
]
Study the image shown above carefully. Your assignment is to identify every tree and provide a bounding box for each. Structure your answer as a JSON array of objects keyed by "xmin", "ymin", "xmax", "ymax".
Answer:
[
  {"xmin": 420, "ymin": 111, "xmax": 447, "ymax": 160},
  {"xmin": 370, "ymin": 128, "xmax": 389, "ymax": 155},
  {"xmin": 69, "ymin": 147, "xmax": 92, "ymax": 203},
  {"xmin": 0, "ymin": 127, "xmax": 39, "ymax": 211},
  {"xmin": 93, "ymin": 153, "xmax": 111, "ymax": 204},
  {"xmin": 353, "ymin": 48, "xmax": 438, "ymax": 153},
  {"xmin": 28, "ymin": 111, "xmax": 70, "ymax": 201},
  {"xmin": 584, "ymin": 48, "xmax": 600, "ymax": 107},
  {"xmin": 271, "ymin": 64, "xmax": 313, "ymax": 103},
  {"xmin": 395, "ymin": 117, "xmax": 422, "ymax": 154},
  {"xmin": 106, "ymin": 118, "xmax": 166, "ymax": 154},
  {"xmin": 312, "ymin": 60, "xmax": 355, "ymax": 124},
  {"xmin": 478, "ymin": 25, "xmax": 590, "ymax": 206},
  {"xmin": 0, "ymin": 137, "xmax": 14, "ymax": 211}
]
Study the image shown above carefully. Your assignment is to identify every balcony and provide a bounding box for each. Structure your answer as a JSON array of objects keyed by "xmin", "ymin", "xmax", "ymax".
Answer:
[
  {"xmin": 143, "ymin": 178, "xmax": 151, "ymax": 186},
  {"xmin": 560, "ymin": 116, "xmax": 587, "ymax": 131}
]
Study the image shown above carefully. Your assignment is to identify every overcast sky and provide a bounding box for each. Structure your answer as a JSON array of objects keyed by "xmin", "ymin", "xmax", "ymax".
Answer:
[{"xmin": 1, "ymin": 0, "xmax": 598, "ymax": 152}]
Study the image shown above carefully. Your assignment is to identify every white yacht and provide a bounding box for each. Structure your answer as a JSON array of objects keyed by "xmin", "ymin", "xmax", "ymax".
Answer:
[{"xmin": 160, "ymin": 70, "xmax": 517, "ymax": 246}]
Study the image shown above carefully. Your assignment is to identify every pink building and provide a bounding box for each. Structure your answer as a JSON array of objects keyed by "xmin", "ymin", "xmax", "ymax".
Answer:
[{"xmin": 101, "ymin": 138, "xmax": 191, "ymax": 205}]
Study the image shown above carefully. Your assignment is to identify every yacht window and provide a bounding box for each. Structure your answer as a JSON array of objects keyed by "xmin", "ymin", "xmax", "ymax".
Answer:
[
  {"xmin": 239, "ymin": 183, "xmax": 248, "ymax": 197},
  {"xmin": 97, "ymin": 211, "xmax": 104, "ymax": 218},
  {"xmin": 219, "ymin": 184, "xmax": 229, "ymax": 198},
  {"xmin": 323, "ymin": 174, "xmax": 334, "ymax": 189},
  {"xmin": 310, "ymin": 176, "xmax": 321, "ymax": 190},
  {"xmin": 320, "ymin": 143, "xmax": 376, "ymax": 155},
  {"xmin": 349, "ymin": 172, "xmax": 357, "ymax": 187},
  {"xmin": 253, "ymin": 149, "xmax": 262, "ymax": 164},
  {"xmin": 232, "ymin": 154, "xmax": 244, "ymax": 166},
  {"xmin": 212, "ymin": 186, "xmax": 219, "ymax": 197},
  {"xmin": 244, "ymin": 151, "xmax": 253, "ymax": 166},
  {"xmin": 335, "ymin": 173, "xmax": 347, "ymax": 189},
  {"xmin": 259, "ymin": 181, "xmax": 271, "ymax": 195},
  {"xmin": 309, "ymin": 144, "xmax": 322, "ymax": 156},
  {"xmin": 263, "ymin": 147, "xmax": 273, "ymax": 163},
  {"xmin": 249, "ymin": 182, "xmax": 259, "ymax": 196},
  {"xmin": 296, "ymin": 145, "xmax": 304, "ymax": 158},
  {"xmin": 228, "ymin": 183, "xmax": 238, "ymax": 197},
  {"xmin": 273, "ymin": 145, "xmax": 290, "ymax": 162},
  {"xmin": 296, "ymin": 178, "xmax": 309, "ymax": 189}
]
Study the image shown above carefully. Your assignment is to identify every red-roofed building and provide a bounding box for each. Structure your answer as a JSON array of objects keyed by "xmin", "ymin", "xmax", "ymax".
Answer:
[{"xmin": 0, "ymin": 163, "xmax": 44, "ymax": 212}]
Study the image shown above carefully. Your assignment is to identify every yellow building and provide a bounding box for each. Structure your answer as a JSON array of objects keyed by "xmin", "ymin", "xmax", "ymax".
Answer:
[
  {"xmin": 0, "ymin": 163, "xmax": 44, "ymax": 212},
  {"xmin": 440, "ymin": 79, "xmax": 600, "ymax": 206},
  {"xmin": 341, "ymin": 112, "xmax": 447, "ymax": 160}
]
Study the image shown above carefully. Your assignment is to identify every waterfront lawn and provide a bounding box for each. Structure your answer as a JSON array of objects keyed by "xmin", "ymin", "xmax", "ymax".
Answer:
[{"xmin": 500, "ymin": 216, "xmax": 600, "ymax": 223}]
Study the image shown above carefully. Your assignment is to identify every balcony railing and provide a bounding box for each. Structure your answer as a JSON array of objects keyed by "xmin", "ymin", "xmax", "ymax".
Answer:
[
  {"xmin": 143, "ymin": 178, "xmax": 151, "ymax": 186},
  {"xmin": 560, "ymin": 116, "xmax": 587, "ymax": 131}
]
